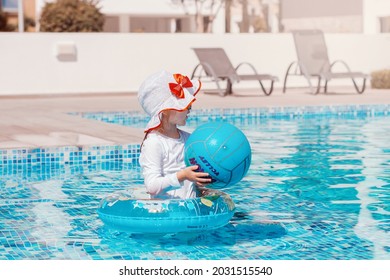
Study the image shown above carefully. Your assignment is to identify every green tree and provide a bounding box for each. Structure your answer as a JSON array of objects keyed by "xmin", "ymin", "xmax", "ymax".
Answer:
[{"xmin": 39, "ymin": 0, "xmax": 104, "ymax": 32}]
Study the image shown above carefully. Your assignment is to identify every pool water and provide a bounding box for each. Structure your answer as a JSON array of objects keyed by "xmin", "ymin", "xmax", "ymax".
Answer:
[{"xmin": 1, "ymin": 106, "xmax": 390, "ymax": 260}]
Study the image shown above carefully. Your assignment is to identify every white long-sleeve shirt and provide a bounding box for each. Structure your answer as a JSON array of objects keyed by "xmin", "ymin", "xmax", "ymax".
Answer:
[{"xmin": 139, "ymin": 129, "xmax": 197, "ymax": 199}]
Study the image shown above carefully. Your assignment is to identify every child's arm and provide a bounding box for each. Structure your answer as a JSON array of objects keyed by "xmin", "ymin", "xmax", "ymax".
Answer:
[
  {"xmin": 140, "ymin": 139, "xmax": 179, "ymax": 196},
  {"xmin": 140, "ymin": 137, "xmax": 212, "ymax": 195}
]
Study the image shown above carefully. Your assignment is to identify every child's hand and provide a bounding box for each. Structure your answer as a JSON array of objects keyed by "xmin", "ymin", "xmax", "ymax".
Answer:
[{"xmin": 177, "ymin": 165, "xmax": 212, "ymax": 187}]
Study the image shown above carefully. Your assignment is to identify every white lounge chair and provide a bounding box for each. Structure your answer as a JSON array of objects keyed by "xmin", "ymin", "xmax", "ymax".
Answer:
[{"xmin": 283, "ymin": 29, "xmax": 368, "ymax": 94}]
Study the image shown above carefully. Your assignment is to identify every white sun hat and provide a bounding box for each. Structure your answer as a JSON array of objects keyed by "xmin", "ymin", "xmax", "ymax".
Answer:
[{"xmin": 138, "ymin": 70, "xmax": 201, "ymax": 133}]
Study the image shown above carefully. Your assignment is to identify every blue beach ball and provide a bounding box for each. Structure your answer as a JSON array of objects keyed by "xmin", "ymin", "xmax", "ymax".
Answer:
[{"xmin": 184, "ymin": 122, "xmax": 251, "ymax": 188}]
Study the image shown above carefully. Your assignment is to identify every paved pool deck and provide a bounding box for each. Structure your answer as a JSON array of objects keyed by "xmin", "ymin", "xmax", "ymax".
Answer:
[{"xmin": 1, "ymin": 86, "xmax": 390, "ymax": 149}]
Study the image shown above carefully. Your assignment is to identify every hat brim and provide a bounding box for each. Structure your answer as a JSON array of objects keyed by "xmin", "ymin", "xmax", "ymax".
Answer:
[{"xmin": 144, "ymin": 80, "xmax": 201, "ymax": 133}]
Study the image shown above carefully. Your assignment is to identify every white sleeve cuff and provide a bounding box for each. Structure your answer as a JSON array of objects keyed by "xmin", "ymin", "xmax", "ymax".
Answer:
[{"xmin": 166, "ymin": 172, "xmax": 181, "ymax": 187}]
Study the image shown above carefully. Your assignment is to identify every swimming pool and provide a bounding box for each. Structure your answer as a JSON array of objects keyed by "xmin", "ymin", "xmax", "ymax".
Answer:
[{"xmin": 1, "ymin": 105, "xmax": 390, "ymax": 260}]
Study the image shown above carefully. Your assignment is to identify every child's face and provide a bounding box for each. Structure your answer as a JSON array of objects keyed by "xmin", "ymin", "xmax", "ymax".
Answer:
[{"xmin": 165, "ymin": 108, "xmax": 190, "ymax": 126}]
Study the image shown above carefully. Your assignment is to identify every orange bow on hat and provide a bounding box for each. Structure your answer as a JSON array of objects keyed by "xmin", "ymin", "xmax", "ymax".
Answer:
[{"xmin": 169, "ymin": 74, "xmax": 193, "ymax": 99}]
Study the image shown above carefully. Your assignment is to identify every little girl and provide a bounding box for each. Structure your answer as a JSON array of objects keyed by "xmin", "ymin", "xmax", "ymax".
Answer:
[{"xmin": 138, "ymin": 70, "xmax": 211, "ymax": 199}]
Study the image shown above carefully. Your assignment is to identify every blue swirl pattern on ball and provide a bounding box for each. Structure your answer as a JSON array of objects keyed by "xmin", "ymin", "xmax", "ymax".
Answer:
[{"xmin": 184, "ymin": 122, "xmax": 251, "ymax": 188}]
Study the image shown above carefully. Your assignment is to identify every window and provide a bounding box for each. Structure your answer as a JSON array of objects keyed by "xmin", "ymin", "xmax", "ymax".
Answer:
[
  {"xmin": 380, "ymin": 16, "xmax": 390, "ymax": 33},
  {"xmin": 2, "ymin": 0, "xmax": 18, "ymax": 11}
]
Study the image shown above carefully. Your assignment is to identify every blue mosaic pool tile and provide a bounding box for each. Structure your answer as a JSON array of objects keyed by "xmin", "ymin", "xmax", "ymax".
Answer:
[
  {"xmin": 0, "ymin": 144, "xmax": 140, "ymax": 173},
  {"xmin": 6, "ymin": 104, "xmax": 388, "ymax": 172},
  {"xmin": 73, "ymin": 104, "xmax": 390, "ymax": 128}
]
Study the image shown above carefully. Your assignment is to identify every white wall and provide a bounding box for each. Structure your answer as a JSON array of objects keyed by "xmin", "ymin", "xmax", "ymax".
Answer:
[
  {"xmin": 1, "ymin": 33, "xmax": 390, "ymax": 95},
  {"xmin": 363, "ymin": 0, "xmax": 390, "ymax": 34}
]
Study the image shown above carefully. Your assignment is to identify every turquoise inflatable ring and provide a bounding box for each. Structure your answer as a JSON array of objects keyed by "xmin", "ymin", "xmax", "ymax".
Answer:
[{"xmin": 97, "ymin": 187, "xmax": 235, "ymax": 234}]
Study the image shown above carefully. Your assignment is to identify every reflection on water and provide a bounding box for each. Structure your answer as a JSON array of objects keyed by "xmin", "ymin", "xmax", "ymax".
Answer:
[{"xmin": 353, "ymin": 119, "xmax": 390, "ymax": 259}]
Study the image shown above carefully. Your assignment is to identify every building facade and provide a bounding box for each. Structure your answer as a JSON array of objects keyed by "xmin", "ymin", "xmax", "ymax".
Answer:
[
  {"xmin": 1, "ymin": 0, "xmax": 36, "ymax": 31},
  {"xmin": 2, "ymin": 0, "xmax": 390, "ymax": 34},
  {"xmin": 280, "ymin": 0, "xmax": 390, "ymax": 33}
]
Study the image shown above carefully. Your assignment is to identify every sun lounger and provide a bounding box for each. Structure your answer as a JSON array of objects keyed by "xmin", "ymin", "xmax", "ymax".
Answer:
[
  {"xmin": 283, "ymin": 29, "xmax": 368, "ymax": 94},
  {"xmin": 191, "ymin": 47, "xmax": 278, "ymax": 96}
]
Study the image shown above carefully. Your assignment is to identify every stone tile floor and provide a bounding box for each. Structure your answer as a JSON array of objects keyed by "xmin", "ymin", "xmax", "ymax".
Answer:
[{"xmin": 1, "ymin": 86, "xmax": 390, "ymax": 149}]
